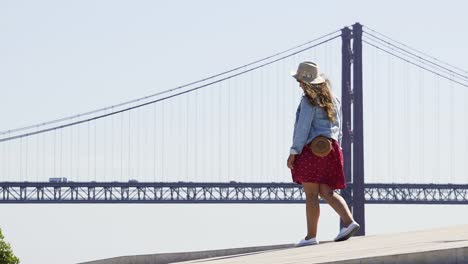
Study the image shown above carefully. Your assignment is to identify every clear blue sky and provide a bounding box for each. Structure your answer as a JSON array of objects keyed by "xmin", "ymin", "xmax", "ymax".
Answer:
[
  {"xmin": 1, "ymin": 0, "xmax": 467, "ymax": 131},
  {"xmin": 1, "ymin": 1, "xmax": 468, "ymax": 264}
]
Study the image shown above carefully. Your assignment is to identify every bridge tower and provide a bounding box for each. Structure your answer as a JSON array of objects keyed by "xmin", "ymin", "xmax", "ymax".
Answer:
[{"xmin": 341, "ymin": 23, "xmax": 365, "ymax": 236}]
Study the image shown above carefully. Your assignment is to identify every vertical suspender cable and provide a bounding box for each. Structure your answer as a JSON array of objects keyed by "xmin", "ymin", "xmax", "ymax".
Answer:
[
  {"xmin": 435, "ymin": 75, "xmax": 440, "ymax": 183},
  {"xmin": 9, "ymin": 133, "xmax": 11, "ymax": 181},
  {"xmin": 103, "ymin": 112, "xmax": 106, "ymax": 181},
  {"xmin": 404, "ymin": 58, "xmax": 410, "ymax": 182},
  {"xmin": 24, "ymin": 136, "xmax": 28, "ymax": 181},
  {"xmin": 250, "ymin": 71, "xmax": 254, "ymax": 183},
  {"xmin": 283, "ymin": 60, "xmax": 288, "ymax": 183},
  {"xmin": 36, "ymin": 132, "xmax": 40, "ymax": 182},
  {"xmin": 128, "ymin": 111, "xmax": 131, "ymax": 181},
  {"xmin": 54, "ymin": 130, "xmax": 57, "ymax": 179},
  {"xmin": 459, "ymin": 84, "xmax": 468, "ymax": 184},
  {"xmin": 153, "ymin": 103, "xmax": 157, "ymax": 182},
  {"xmin": 70, "ymin": 125, "xmax": 73, "ymax": 181},
  {"xmin": 227, "ymin": 78, "xmax": 230, "ymax": 181},
  {"xmin": 94, "ymin": 118, "xmax": 97, "ymax": 181},
  {"xmin": 19, "ymin": 138, "xmax": 22, "ymax": 181},
  {"xmin": 111, "ymin": 111, "xmax": 114, "ymax": 181},
  {"xmin": 136, "ymin": 108, "xmax": 139, "ymax": 180},
  {"xmin": 186, "ymin": 91, "xmax": 189, "ymax": 182},
  {"xmin": 195, "ymin": 88, "xmax": 198, "ymax": 182},
  {"xmin": 60, "ymin": 126, "xmax": 63, "ymax": 179},
  {"xmin": 275, "ymin": 61, "xmax": 279, "ymax": 181},
  {"xmin": 373, "ymin": 45, "xmax": 378, "ymax": 182},
  {"xmin": 120, "ymin": 113, "xmax": 125, "ymax": 181},
  {"xmin": 161, "ymin": 101, "xmax": 164, "ymax": 182},
  {"xmin": 76, "ymin": 125, "xmax": 80, "ymax": 181},
  {"xmin": 218, "ymin": 83, "xmax": 222, "ymax": 182},
  {"xmin": 419, "ymin": 61, "xmax": 424, "ymax": 183},
  {"xmin": 386, "ymin": 48, "xmax": 391, "ymax": 182},
  {"xmin": 87, "ymin": 122, "xmax": 90, "ymax": 181},
  {"xmin": 259, "ymin": 67, "xmax": 263, "ymax": 182},
  {"xmin": 449, "ymin": 74, "xmax": 454, "ymax": 183},
  {"xmin": 44, "ymin": 132, "xmax": 47, "ymax": 180}
]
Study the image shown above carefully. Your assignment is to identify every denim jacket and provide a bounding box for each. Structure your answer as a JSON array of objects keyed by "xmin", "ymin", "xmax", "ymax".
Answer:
[{"xmin": 289, "ymin": 95, "xmax": 342, "ymax": 155}]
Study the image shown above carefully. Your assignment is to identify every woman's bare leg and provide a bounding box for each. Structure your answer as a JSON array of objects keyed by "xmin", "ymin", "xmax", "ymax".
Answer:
[
  {"xmin": 319, "ymin": 184, "xmax": 354, "ymax": 226},
  {"xmin": 302, "ymin": 182, "xmax": 320, "ymax": 239}
]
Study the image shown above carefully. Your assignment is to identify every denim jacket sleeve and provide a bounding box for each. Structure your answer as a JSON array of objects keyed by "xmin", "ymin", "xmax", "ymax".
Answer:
[{"xmin": 290, "ymin": 97, "xmax": 315, "ymax": 155}]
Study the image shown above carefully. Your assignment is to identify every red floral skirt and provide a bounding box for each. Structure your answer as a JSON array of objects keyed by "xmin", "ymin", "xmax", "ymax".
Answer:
[{"xmin": 291, "ymin": 140, "xmax": 346, "ymax": 190}]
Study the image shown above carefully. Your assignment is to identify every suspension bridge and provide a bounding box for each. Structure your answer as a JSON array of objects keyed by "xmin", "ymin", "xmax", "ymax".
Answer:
[{"xmin": 1, "ymin": 23, "xmax": 468, "ymax": 237}]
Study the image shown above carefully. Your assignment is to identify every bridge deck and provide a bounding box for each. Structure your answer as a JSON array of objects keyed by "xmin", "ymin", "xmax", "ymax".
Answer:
[{"xmin": 173, "ymin": 224, "xmax": 468, "ymax": 264}]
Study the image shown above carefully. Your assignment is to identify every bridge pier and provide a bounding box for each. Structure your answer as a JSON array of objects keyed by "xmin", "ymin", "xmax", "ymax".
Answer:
[
  {"xmin": 340, "ymin": 26, "xmax": 353, "ymax": 230},
  {"xmin": 352, "ymin": 22, "xmax": 365, "ymax": 236},
  {"xmin": 341, "ymin": 23, "xmax": 365, "ymax": 236}
]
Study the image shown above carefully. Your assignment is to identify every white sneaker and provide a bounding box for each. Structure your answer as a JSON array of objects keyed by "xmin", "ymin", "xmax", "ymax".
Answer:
[
  {"xmin": 334, "ymin": 221, "xmax": 360, "ymax": 242},
  {"xmin": 295, "ymin": 237, "xmax": 319, "ymax": 247}
]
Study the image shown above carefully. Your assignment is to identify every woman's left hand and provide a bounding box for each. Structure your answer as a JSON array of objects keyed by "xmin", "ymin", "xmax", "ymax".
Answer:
[{"xmin": 287, "ymin": 154, "xmax": 296, "ymax": 169}]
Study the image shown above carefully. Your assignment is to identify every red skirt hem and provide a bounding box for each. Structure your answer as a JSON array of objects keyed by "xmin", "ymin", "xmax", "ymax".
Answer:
[{"xmin": 291, "ymin": 140, "xmax": 346, "ymax": 190}]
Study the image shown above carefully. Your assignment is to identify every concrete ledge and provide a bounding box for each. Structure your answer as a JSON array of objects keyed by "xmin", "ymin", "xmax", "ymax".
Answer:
[
  {"xmin": 173, "ymin": 224, "xmax": 468, "ymax": 264},
  {"xmin": 330, "ymin": 246, "xmax": 468, "ymax": 264},
  {"xmin": 81, "ymin": 225, "xmax": 468, "ymax": 264},
  {"xmin": 79, "ymin": 243, "xmax": 294, "ymax": 264}
]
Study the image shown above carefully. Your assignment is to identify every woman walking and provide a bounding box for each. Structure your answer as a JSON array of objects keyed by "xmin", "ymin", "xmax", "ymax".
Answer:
[{"xmin": 287, "ymin": 61, "xmax": 360, "ymax": 247}]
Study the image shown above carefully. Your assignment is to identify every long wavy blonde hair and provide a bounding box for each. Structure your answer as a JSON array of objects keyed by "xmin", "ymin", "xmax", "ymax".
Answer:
[{"xmin": 301, "ymin": 78, "xmax": 336, "ymax": 122}]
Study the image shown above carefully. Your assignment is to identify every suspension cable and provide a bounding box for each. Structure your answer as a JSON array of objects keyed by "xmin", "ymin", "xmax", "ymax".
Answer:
[
  {"xmin": 363, "ymin": 36, "xmax": 468, "ymax": 85},
  {"xmin": 364, "ymin": 26, "xmax": 468, "ymax": 76},
  {"xmin": 363, "ymin": 31, "xmax": 468, "ymax": 81},
  {"xmin": 0, "ymin": 29, "xmax": 341, "ymax": 136},
  {"xmin": 0, "ymin": 34, "xmax": 341, "ymax": 143},
  {"xmin": 363, "ymin": 40, "xmax": 468, "ymax": 88}
]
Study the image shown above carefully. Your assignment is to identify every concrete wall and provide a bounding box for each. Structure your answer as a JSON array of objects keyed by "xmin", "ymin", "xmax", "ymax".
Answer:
[{"xmin": 79, "ymin": 243, "xmax": 293, "ymax": 264}]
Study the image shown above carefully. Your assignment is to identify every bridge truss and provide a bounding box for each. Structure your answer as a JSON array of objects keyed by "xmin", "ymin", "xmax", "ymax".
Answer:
[{"xmin": 1, "ymin": 182, "xmax": 467, "ymax": 204}]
